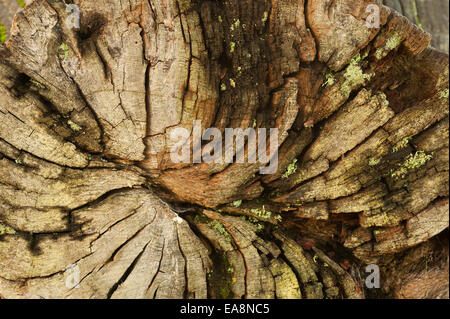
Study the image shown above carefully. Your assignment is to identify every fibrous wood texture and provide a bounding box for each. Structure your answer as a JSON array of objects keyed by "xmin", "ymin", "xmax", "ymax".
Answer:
[{"xmin": 0, "ymin": 0, "xmax": 448, "ymax": 299}]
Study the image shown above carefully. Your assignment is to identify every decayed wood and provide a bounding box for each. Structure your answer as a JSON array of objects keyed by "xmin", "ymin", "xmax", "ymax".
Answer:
[{"xmin": 0, "ymin": 0, "xmax": 448, "ymax": 299}]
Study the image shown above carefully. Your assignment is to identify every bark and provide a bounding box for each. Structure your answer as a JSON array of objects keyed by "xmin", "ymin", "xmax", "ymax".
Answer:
[{"xmin": 0, "ymin": 0, "xmax": 448, "ymax": 299}]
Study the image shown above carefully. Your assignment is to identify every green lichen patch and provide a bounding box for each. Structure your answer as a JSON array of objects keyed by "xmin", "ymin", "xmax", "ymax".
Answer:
[
  {"xmin": 440, "ymin": 88, "xmax": 449, "ymax": 99},
  {"xmin": 282, "ymin": 158, "xmax": 298, "ymax": 178},
  {"xmin": 241, "ymin": 216, "xmax": 265, "ymax": 232},
  {"xmin": 254, "ymin": 222, "xmax": 265, "ymax": 232},
  {"xmin": 262, "ymin": 11, "xmax": 269, "ymax": 25},
  {"xmin": 58, "ymin": 42, "xmax": 70, "ymax": 60},
  {"xmin": 67, "ymin": 120, "xmax": 82, "ymax": 132},
  {"xmin": 376, "ymin": 31, "xmax": 402, "ymax": 60},
  {"xmin": 231, "ymin": 200, "xmax": 242, "ymax": 207},
  {"xmin": 0, "ymin": 223, "xmax": 16, "ymax": 235},
  {"xmin": 230, "ymin": 41, "xmax": 236, "ymax": 53},
  {"xmin": 392, "ymin": 136, "xmax": 412, "ymax": 153},
  {"xmin": 194, "ymin": 213, "xmax": 209, "ymax": 224},
  {"xmin": 273, "ymin": 214, "xmax": 282, "ymax": 222},
  {"xmin": 209, "ymin": 220, "xmax": 232, "ymax": 242},
  {"xmin": 30, "ymin": 80, "xmax": 46, "ymax": 89},
  {"xmin": 390, "ymin": 151, "xmax": 434, "ymax": 180},
  {"xmin": 368, "ymin": 157, "xmax": 381, "ymax": 166},
  {"xmin": 340, "ymin": 53, "xmax": 372, "ymax": 97},
  {"xmin": 323, "ymin": 71, "xmax": 335, "ymax": 87},
  {"xmin": 17, "ymin": 0, "xmax": 26, "ymax": 8},
  {"xmin": 250, "ymin": 206, "xmax": 282, "ymax": 222},
  {"xmin": 250, "ymin": 206, "xmax": 272, "ymax": 219},
  {"xmin": 236, "ymin": 66, "xmax": 242, "ymax": 77},
  {"xmin": 194, "ymin": 214, "xmax": 232, "ymax": 242},
  {"xmin": 226, "ymin": 265, "xmax": 234, "ymax": 274},
  {"xmin": 230, "ymin": 19, "xmax": 240, "ymax": 31}
]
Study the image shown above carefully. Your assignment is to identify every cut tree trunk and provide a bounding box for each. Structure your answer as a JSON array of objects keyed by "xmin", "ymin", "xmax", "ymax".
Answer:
[{"xmin": 0, "ymin": 0, "xmax": 448, "ymax": 299}]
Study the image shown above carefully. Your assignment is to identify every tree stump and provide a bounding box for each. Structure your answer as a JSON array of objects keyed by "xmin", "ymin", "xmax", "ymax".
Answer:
[{"xmin": 0, "ymin": 0, "xmax": 448, "ymax": 299}]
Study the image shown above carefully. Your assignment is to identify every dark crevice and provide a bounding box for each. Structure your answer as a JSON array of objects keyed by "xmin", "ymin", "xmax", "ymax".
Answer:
[
  {"xmin": 106, "ymin": 242, "xmax": 149, "ymax": 299},
  {"xmin": 145, "ymin": 237, "xmax": 165, "ymax": 297},
  {"xmin": 175, "ymin": 226, "xmax": 189, "ymax": 299}
]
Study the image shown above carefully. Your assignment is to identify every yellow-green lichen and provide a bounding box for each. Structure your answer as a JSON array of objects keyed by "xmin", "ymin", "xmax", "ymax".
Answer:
[
  {"xmin": 30, "ymin": 80, "xmax": 46, "ymax": 89},
  {"xmin": 241, "ymin": 216, "xmax": 265, "ymax": 232},
  {"xmin": 390, "ymin": 151, "xmax": 433, "ymax": 180},
  {"xmin": 440, "ymin": 88, "xmax": 449, "ymax": 99},
  {"xmin": 67, "ymin": 120, "xmax": 82, "ymax": 131},
  {"xmin": 209, "ymin": 220, "xmax": 231, "ymax": 242},
  {"xmin": 376, "ymin": 31, "xmax": 402, "ymax": 60},
  {"xmin": 392, "ymin": 136, "xmax": 412, "ymax": 153},
  {"xmin": 262, "ymin": 11, "xmax": 269, "ymax": 25},
  {"xmin": 232, "ymin": 200, "xmax": 242, "ymax": 207},
  {"xmin": 340, "ymin": 53, "xmax": 372, "ymax": 97},
  {"xmin": 231, "ymin": 19, "xmax": 240, "ymax": 31},
  {"xmin": 0, "ymin": 223, "xmax": 16, "ymax": 235},
  {"xmin": 274, "ymin": 214, "xmax": 282, "ymax": 222},
  {"xmin": 220, "ymin": 83, "xmax": 227, "ymax": 91},
  {"xmin": 17, "ymin": 0, "xmax": 26, "ymax": 8},
  {"xmin": 322, "ymin": 71, "xmax": 335, "ymax": 87},
  {"xmin": 254, "ymin": 222, "xmax": 265, "ymax": 232},
  {"xmin": 229, "ymin": 78, "xmax": 236, "ymax": 88},
  {"xmin": 230, "ymin": 41, "xmax": 236, "ymax": 53},
  {"xmin": 251, "ymin": 206, "xmax": 272, "ymax": 219},
  {"xmin": 59, "ymin": 42, "xmax": 70, "ymax": 60},
  {"xmin": 194, "ymin": 213, "xmax": 209, "ymax": 224},
  {"xmin": 368, "ymin": 157, "xmax": 381, "ymax": 166},
  {"xmin": 282, "ymin": 158, "xmax": 298, "ymax": 178},
  {"xmin": 250, "ymin": 206, "xmax": 282, "ymax": 222},
  {"xmin": 218, "ymin": 15, "xmax": 223, "ymax": 23}
]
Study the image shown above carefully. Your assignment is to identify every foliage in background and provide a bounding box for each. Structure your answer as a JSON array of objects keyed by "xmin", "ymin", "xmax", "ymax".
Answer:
[{"xmin": 0, "ymin": 23, "xmax": 6, "ymax": 43}]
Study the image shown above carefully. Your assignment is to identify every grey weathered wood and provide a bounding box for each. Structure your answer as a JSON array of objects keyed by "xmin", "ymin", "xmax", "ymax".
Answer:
[{"xmin": 0, "ymin": 0, "xmax": 448, "ymax": 299}]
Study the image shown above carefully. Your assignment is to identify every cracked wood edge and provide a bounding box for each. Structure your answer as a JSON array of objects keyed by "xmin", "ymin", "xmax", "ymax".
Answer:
[{"xmin": 0, "ymin": 0, "xmax": 448, "ymax": 299}]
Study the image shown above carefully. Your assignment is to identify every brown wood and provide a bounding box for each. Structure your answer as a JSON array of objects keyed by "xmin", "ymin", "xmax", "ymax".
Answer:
[{"xmin": 0, "ymin": 0, "xmax": 448, "ymax": 299}]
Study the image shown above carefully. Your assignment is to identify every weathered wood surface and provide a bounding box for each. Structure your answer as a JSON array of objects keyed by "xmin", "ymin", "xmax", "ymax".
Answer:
[
  {"xmin": 1, "ymin": 1, "xmax": 447, "ymax": 51},
  {"xmin": 0, "ymin": 0, "xmax": 448, "ymax": 299}
]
